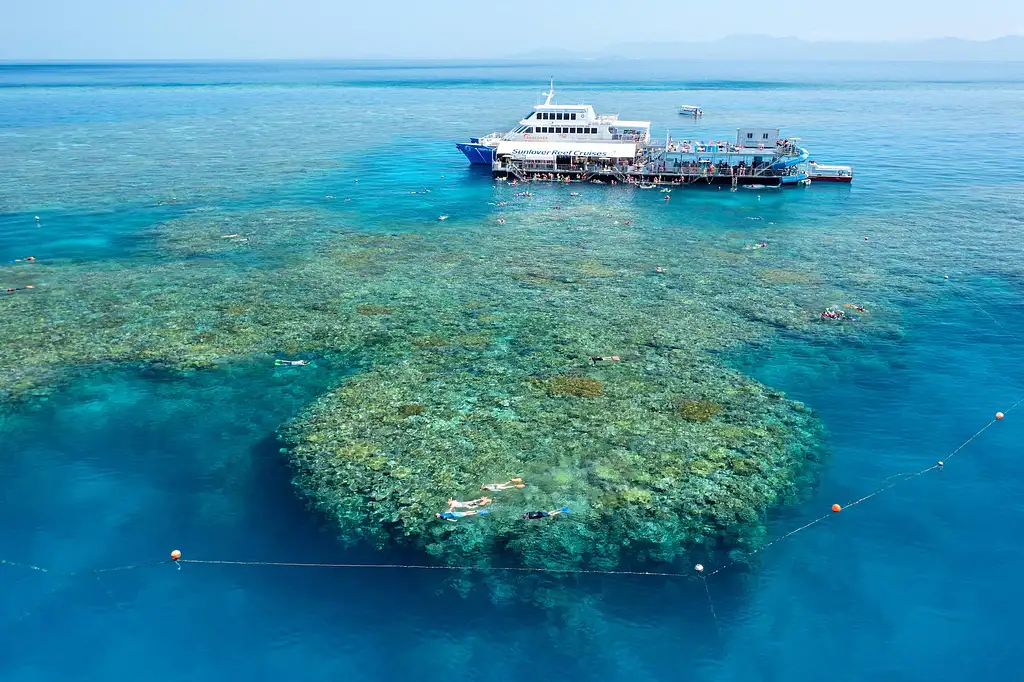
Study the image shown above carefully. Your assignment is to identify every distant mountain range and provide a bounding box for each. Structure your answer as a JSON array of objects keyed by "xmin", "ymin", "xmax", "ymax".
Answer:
[{"xmin": 516, "ymin": 35, "xmax": 1024, "ymax": 61}]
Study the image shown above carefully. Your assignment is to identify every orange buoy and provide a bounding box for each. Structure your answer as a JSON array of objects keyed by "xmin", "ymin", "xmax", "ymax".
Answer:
[
  {"xmin": 170, "ymin": 549, "xmax": 182, "ymax": 561},
  {"xmin": 831, "ymin": 503, "xmax": 842, "ymax": 513},
  {"xmin": 996, "ymin": 412, "xmax": 1004, "ymax": 420}
]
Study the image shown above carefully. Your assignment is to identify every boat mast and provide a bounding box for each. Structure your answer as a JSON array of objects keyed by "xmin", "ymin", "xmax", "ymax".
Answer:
[{"xmin": 543, "ymin": 78, "xmax": 555, "ymax": 105}]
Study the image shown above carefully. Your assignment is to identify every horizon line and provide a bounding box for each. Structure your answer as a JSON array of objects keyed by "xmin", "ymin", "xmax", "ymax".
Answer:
[{"xmin": 2, "ymin": 34, "xmax": 1024, "ymax": 64}]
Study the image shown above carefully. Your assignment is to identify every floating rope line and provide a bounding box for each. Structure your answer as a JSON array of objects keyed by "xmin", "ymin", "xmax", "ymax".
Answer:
[
  {"xmin": 176, "ymin": 559, "xmax": 693, "ymax": 579},
  {"xmin": 2, "ymin": 402, "xmax": 1020, "ymax": 588},
  {"xmin": 704, "ymin": 400, "xmax": 1021, "ymax": 578},
  {"xmin": 699, "ymin": 570, "xmax": 721, "ymax": 633},
  {"xmin": 0, "ymin": 558, "xmax": 49, "ymax": 573}
]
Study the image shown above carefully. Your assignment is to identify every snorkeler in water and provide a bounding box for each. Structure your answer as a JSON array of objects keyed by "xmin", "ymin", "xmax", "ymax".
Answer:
[
  {"xmin": 522, "ymin": 507, "xmax": 570, "ymax": 520},
  {"xmin": 819, "ymin": 307, "xmax": 848, "ymax": 320},
  {"xmin": 481, "ymin": 478, "xmax": 525, "ymax": 492},
  {"xmin": 275, "ymin": 359, "xmax": 309, "ymax": 366},
  {"xmin": 436, "ymin": 509, "xmax": 490, "ymax": 522},
  {"xmin": 589, "ymin": 355, "xmax": 621, "ymax": 364},
  {"xmin": 448, "ymin": 496, "xmax": 492, "ymax": 511}
]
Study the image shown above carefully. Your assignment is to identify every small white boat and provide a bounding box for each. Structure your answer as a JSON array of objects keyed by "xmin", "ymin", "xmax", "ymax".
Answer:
[
  {"xmin": 679, "ymin": 105, "xmax": 703, "ymax": 117},
  {"xmin": 808, "ymin": 161, "xmax": 853, "ymax": 183}
]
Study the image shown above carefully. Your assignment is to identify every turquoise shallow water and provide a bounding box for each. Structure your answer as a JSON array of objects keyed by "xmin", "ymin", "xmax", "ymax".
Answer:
[{"xmin": 2, "ymin": 61, "xmax": 1024, "ymax": 681}]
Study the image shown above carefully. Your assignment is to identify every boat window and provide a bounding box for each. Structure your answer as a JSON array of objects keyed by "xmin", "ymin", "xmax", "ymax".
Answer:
[
  {"xmin": 763, "ymin": 133, "xmax": 769, "ymax": 139},
  {"xmin": 747, "ymin": 133, "xmax": 753, "ymax": 139},
  {"xmin": 557, "ymin": 113, "xmax": 564, "ymax": 120},
  {"xmin": 526, "ymin": 127, "xmax": 533, "ymax": 133},
  {"xmin": 570, "ymin": 113, "xmax": 577, "ymax": 120}
]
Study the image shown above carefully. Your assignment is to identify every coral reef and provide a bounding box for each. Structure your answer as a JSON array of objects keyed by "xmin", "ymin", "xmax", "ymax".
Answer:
[
  {"xmin": 547, "ymin": 376, "xmax": 604, "ymax": 398},
  {"xmin": 0, "ymin": 199, "xmax": 863, "ymax": 583},
  {"xmin": 677, "ymin": 399, "xmax": 723, "ymax": 422}
]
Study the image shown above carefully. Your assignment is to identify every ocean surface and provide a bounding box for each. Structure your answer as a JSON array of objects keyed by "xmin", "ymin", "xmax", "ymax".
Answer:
[{"xmin": 2, "ymin": 60, "xmax": 1023, "ymax": 681}]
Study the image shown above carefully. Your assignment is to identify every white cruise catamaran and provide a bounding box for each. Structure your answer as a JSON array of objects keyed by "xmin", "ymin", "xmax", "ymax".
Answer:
[{"xmin": 455, "ymin": 81, "xmax": 650, "ymax": 166}]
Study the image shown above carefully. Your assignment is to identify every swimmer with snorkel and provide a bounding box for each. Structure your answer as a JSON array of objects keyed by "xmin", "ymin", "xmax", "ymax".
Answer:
[
  {"xmin": 522, "ymin": 507, "xmax": 570, "ymax": 520},
  {"xmin": 448, "ymin": 496, "xmax": 492, "ymax": 511},
  {"xmin": 436, "ymin": 509, "xmax": 489, "ymax": 522},
  {"xmin": 481, "ymin": 478, "xmax": 525, "ymax": 492}
]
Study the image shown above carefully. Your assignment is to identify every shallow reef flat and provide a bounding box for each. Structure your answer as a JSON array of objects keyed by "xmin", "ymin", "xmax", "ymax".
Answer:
[{"xmin": 2, "ymin": 200, "xmax": 868, "ymax": 578}]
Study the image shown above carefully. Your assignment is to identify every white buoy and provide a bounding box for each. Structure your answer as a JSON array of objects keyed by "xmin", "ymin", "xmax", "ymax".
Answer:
[
  {"xmin": 34, "ymin": 216, "xmax": 40, "ymax": 221},
  {"xmin": 695, "ymin": 564, "xmax": 704, "ymax": 573}
]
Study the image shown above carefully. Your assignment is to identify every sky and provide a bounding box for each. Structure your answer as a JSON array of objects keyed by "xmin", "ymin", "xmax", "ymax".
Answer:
[{"xmin": 0, "ymin": 0, "xmax": 1022, "ymax": 60}]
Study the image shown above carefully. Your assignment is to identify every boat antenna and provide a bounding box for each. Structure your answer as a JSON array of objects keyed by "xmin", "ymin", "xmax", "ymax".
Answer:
[{"xmin": 543, "ymin": 78, "xmax": 555, "ymax": 105}]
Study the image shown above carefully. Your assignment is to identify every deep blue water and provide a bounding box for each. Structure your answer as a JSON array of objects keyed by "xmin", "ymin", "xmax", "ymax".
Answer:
[{"xmin": 2, "ymin": 61, "xmax": 1024, "ymax": 681}]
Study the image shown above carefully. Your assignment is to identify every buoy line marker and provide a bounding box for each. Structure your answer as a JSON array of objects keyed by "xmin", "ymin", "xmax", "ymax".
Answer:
[{"xmin": 4, "ymin": 405, "xmax": 1018, "ymax": 593}]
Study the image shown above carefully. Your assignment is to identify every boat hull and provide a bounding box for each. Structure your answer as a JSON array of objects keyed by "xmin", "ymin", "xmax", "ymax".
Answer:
[
  {"xmin": 809, "ymin": 175, "xmax": 853, "ymax": 183},
  {"xmin": 456, "ymin": 142, "xmax": 497, "ymax": 165}
]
